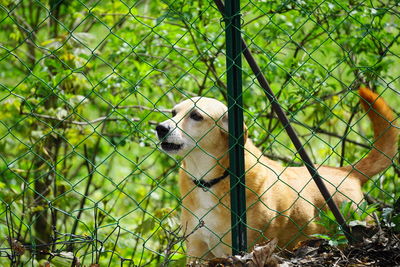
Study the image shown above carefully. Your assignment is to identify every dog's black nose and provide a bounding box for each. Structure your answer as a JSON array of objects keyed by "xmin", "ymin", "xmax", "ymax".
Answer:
[{"xmin": 156, "ymin": 124, "xmax": 170, "ymax": 139}]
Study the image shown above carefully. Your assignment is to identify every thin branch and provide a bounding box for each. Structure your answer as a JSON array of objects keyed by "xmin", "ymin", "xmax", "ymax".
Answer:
[
  {"xmin": 115, "ymin": 105, "xmax": 170, "ymax": 113},
  {"xmin": 242, "ymin": 6, "xmax": 294, "ymax": 28},
  {"xmin": 303, "ymin": 127, "xmax": 369, "ymax": 149},
  {"xmin": 130, "ymin": 163, "xmax": 178, "ymax": 260},
  {"xmin": 158, "ymin": 44, "xmax": 193, "ymax": 52},
  {"xmin": 181, "ymin": 19, "xmax": 227, "ymax": 91},
  {"xmin": 98, "ymin": 13, "xmax": 185, "ymax": 27},
  {"xmin": 259, "ymin": 113, "xmax": 370, "ymax": 148},
  {"xmin": 131, "ymin": 52, "xmax": 202, "ymax": 87},
  {"xmin": 68, "ymin": 144, "xmax": 98, "ymax": 246},
  {"xmin": 340, "ymin": 104, "xmax": 360, "ymax": 166},
  {"xmin": 292, "ymin": 89, "xmax": 348, "ymax": 111},
  {"xmin": 160, "ymin": 221, "xmax": 204, "ymax": 267},
  {"xmin": 21, "ymin": 112, "xmax": 158, "ymax": 126}
]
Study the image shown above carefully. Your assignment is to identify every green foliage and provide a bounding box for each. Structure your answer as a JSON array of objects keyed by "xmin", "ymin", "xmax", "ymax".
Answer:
[
  {"xmin": 313, "ymin": 201, "xmax": 379, "ymax": 246},
  {"xmin": 382, "ymin": 197, "xmax": 400, "ymax": 233},
  {"xmin": 0, "ymin": 0, "xmax": 399, "ymax": 265}
]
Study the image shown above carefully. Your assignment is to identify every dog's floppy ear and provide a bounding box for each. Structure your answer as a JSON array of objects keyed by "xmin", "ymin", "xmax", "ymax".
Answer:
[
  {"xmin": 218, "ymin": 113, "xmax": 248, "ymax": 143},
  {"xmin": 218, "ymin": 113, "xmax": 229, "ymax": 135}
]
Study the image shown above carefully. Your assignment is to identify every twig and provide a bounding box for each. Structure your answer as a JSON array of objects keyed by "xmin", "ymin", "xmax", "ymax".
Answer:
[
  {"xmin": 130, "ymin": 164, "xmax": 178, "ymax": 261},
  {"xmin": 115, "ymin": 105, "xmax": 170, "ymax": 113},
  {"xmin": 134, "ymin": 52, "xmax": 202, "ymax": 87},
  {"xmin": 21, "ymin": 112, "xmax": 158, "ymax": 126},
  {"xmin": 259, "ymin": 113, "xmax": 370, "ymax": 148},
  {"xmin": 242, "ymin": 6, "xmax": 295, "ymax": 28},
  {"xmin": 340, "ymin": 104, "xmax": 360, "ymax": 166},
  {"xmin": 99, "ymin": 13, "xmax": 185, "ymax": 27},
  {"xmin": 160, "ymin": 221, "xmax": 204, "ymax": 267},
  {"xmin": 181, "ymin": 19, "xmax": 227, "ymax": 91}
]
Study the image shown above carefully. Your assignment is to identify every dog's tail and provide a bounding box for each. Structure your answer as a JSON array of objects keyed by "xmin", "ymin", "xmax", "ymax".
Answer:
[{"xmin": 343, "ymin": 87, "xmax": 398, "ymax": 184}]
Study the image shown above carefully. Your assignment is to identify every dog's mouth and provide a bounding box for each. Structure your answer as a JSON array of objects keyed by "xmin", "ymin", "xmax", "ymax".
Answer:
[{"xmin": 161, "ymin": 142, "xmax": 183, "ymax": 152}]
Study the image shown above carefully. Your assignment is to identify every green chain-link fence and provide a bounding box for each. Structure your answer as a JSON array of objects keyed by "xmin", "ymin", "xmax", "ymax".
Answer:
[{"xmin": 1, "ymin": 0, "xmax": 399, "ymax": 266}]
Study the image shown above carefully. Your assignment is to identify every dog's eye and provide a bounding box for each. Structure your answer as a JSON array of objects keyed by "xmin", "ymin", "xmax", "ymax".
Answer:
[
  {"xmin": 171, "ymin": 110, "xmax": 177, "ymax": 117},
  {"xmin": 190, "ymin": 111, "xmax": 203, "ymax": 121}
]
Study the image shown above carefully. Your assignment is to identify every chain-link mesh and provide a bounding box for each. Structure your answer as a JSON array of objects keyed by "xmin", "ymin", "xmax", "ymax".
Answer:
[{"xmin": 0, "ymin": 0, "xmax": 399, "ymax": 266}]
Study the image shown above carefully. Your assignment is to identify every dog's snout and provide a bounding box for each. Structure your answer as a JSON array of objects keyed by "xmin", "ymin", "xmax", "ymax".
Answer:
[{"xmin": 156, "ymin": 124, "xmax": 170, "ymax": 139}]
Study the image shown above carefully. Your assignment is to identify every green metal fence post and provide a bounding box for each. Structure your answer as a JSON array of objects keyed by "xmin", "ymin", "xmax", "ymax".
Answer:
[
  {"xmin": 214, "ymin": 0, "xmax": 352, "ymax": 244},
  {"xmin": 224, "ymin": 0, "xmax": 247, "ymax": 255}
]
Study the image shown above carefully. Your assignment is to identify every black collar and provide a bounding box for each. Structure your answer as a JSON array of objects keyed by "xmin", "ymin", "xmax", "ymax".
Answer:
[{"xmin": 192, "ymin": 170, "xmax": 229, "ymax": 190}]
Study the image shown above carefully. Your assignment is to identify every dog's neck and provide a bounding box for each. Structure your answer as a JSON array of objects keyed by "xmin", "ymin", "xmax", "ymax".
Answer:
[
  {"xmin": 182, "ymin": 148, "xmax": 229, "ymax": 182},
  {"xmin": 181, "ymin": 139, "xmax": 276, "ymax": 184}
]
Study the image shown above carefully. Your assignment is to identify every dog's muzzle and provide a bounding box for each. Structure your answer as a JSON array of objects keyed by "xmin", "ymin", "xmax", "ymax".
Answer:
[{"xmin": 156, "ymin": 124, "xmax": 183, "ymax": 152}]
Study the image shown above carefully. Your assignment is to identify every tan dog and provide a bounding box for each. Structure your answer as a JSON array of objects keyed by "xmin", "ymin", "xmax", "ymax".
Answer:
[{"xmin": 155, "ymin": 88, "xmax": 398, "ymax": 260}]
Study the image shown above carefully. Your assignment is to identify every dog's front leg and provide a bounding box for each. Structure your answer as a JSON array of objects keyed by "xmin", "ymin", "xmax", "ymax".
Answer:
[{"xmin": 185, "ymin": 234, "xmax": 215, "ymax": 262}]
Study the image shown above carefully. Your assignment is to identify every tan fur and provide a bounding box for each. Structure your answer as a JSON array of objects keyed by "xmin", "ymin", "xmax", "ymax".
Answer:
[{"xmin": 156, "ymin": 88, "xmax": 398, "ymax": 260}]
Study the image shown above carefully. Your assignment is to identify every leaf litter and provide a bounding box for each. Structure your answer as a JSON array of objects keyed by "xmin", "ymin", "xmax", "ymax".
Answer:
[{"xmin": 188, "ymin": 225, "xmax": 400, "ymax": 267}]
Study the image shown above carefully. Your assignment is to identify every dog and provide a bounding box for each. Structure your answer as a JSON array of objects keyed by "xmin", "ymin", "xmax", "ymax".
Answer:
[{"xmin": 156, "ymin": 88, "xmax": 398, "ymax": 260}]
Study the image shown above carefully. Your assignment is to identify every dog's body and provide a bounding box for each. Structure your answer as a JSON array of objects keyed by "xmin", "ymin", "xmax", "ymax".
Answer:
[{"xmin": 156, "ymin": 88, "xmax": 398, "ymax": 259}]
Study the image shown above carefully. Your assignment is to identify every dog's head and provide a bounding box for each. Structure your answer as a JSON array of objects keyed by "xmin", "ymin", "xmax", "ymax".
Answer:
[{"xmin": 156, "ymin": 97, "xmax": 247, "ymax": 156}]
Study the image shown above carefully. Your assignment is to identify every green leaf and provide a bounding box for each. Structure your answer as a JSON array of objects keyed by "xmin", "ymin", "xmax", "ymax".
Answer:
[
  {"xmin": 392, "ymin": 214, "xmax": 400, "ymax": 233},
  {"xmin": 137, "ymin": 218, "xmax": 156, "ymax": 234}
]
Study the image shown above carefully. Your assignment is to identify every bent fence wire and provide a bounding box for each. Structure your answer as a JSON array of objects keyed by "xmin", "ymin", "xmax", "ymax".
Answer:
[{"xmin": 0, "ymin": 0, "xmax": 399, "ymax": 266}]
